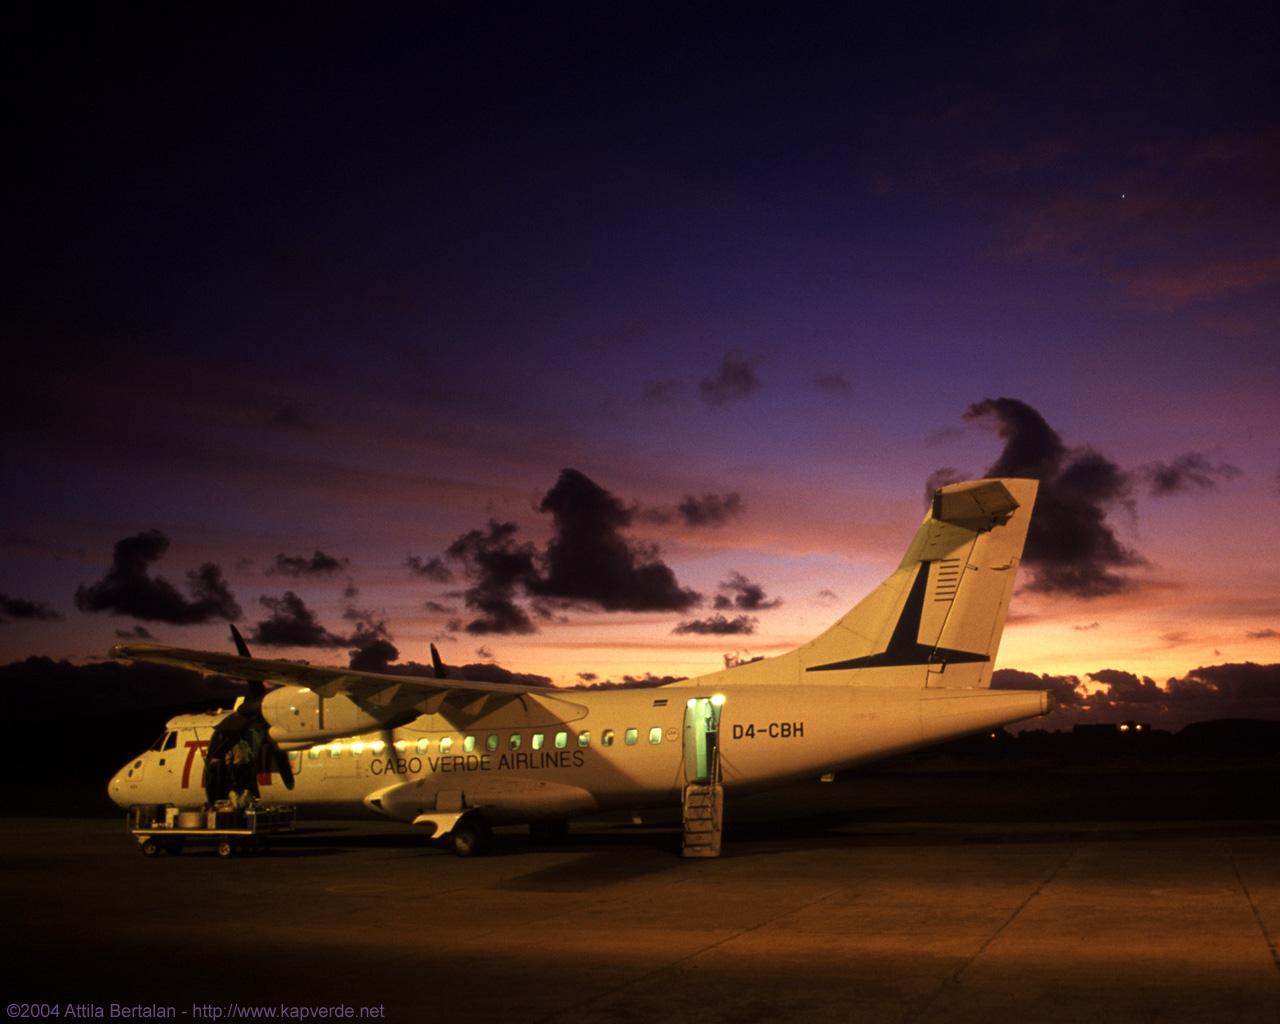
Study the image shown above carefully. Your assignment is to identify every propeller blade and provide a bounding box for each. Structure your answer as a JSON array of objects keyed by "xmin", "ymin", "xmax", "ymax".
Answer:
[
  {"xmin": 229, "ymin": 624, "xmax": 266, "ymax": 699},
  {"xmin": 229, "ymin": 623, "xmax": 252, "ymax": 658},
  {"xmin": 430, "ymin": 643, "xmax": 446, "ymax": 679},
  {"xmin": 271, "ymin": 742, "xmax": 296, "ymax": 790},
  {"xmin": 381, "ymin": 728, "xmax": 398, "ymax": 774}
]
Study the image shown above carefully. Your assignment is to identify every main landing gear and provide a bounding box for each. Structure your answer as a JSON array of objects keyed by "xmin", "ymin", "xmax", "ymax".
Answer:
[{"xmin": 449, "ymin": 813, "xmax": 493, "ymax": 857}]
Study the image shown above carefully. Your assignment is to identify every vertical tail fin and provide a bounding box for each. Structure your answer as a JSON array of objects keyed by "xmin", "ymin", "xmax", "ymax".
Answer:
[{"xmin": 690, "ymin": 478, "xmax": 1037, "ymax": 690}]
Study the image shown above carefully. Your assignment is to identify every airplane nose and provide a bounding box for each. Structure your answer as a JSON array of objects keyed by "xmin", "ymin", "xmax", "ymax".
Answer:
[{"xmin": 107, "ymin": 770, "xmax": 126, "ymax": 807}]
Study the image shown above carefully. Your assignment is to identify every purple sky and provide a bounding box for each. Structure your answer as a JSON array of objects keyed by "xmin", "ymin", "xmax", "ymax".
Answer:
[{"xmin": 5, "ymin": 5, "xmax": 1278, "ymax": 727}]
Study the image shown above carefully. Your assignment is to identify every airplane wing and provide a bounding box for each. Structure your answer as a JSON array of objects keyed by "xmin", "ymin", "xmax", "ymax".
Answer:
[{"xmin": 108, "ymin": 642, "xmax": 559, "ymax": 711}]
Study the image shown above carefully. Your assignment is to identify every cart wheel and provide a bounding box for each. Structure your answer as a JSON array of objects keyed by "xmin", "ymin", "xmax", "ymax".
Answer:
[
  {"xmin": 217, "ymin": 839, "xmax": 235, "ymax": 858},
  {"xmin": 141, "ymin": 838, "xmax": 160, "ymax": 857}
]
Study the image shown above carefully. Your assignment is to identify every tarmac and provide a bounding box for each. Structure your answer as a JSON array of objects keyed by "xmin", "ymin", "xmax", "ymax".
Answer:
[{"xmin": 2, "ymin": 773, "xmax": 1278, "ymax": 1024}]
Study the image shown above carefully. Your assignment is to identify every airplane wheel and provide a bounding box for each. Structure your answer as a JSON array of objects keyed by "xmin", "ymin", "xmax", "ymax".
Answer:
[
  {"xmin": 450, "ymin": 816, "xmax": 491, "ymax": 857},
  {"xmin": 217, "ymin": 840, "xmax": 235, "ymax": 858},
  {"xmin": 141, "ymin": 838, "xmax": 160, "ymax": 857}
]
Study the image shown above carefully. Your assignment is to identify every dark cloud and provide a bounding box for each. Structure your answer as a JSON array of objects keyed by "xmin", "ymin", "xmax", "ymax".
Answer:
[
  {"xmin": 963, "ymin": 398, "xmax": 1143, "ymax": 598},
  {"xmin": 997, "ymin": 661, "xmax": 1280, "ymax": 730},
  {"xmin": 405, "ymin": 555, "xmax": 453, "ymax": 582},
  {"xmin": 992, "ymin": 668, "xmax": 1086, "ymax": 709},
  {"xmin": 817, "ymin": 588, "xmax": 839, "ymax": 602},
  {"xmin": 571, "ymin": 672, "xmax": 686, "ymax": 689},
  {"xmin": 251, "ymin": 591, "xmax": 348, "ymax": 647},
  {"xmin": 349, "ymin": 638, "xmax": 400, "ymax": 672},
  {"xmin": 475, "ymin": 645, "xmax": 494, "ymax": 660},
  {"xmin": 0, "ymin": 594, "xmax": 62, "ymax": 623},
  {"xmin": 642, "ymin": 492, "xmax": 743, "ymax": 528},
  {"xmin": 813, "ymin": 373, "xmax": 851, "ymax": 394},
  {"xmin": 423, "ymin": 600, "xmax": 456, "ymax": 615},
  {"xmin": 712, "ymin": 571, "xmax": 781, "ymax": 611},
  {"xmin": 268, "ymin": 550, "xmax": 350, "ymax": 577},
  {"xmin": 1139, "ymin": 453, "xmax": 1242, "ymax": 496},
  {"xmin": 1074, "ymin": 621, "xmax": 1101, "ymax": 631},
  {"xmin": 340, "ymin": 602, "xmax": 391, "ymax": 647},
  {"xmin": 1246, "ymin": 628, "xmax": 1279, "ymax": 640},
  {"xmin": 673, "ymin": 613, "xmax": 757, "ymax": 635},
  {"xmin": 445, "ymin": 521, "xmax": 539, "ymax": 635},
  {"xmin": 677, "ymin": 492, "xmax": 742, "ymax": 527},
  {"xmin": 529, "ymin": 469, "xmax": 701, "ymax": 612},
  {"xmin": 75, "ymin": 530, "xmax": 242, "ymax": 624},
  {"xmin": 114, "ymin": 625, "xmax": 156, "ymax": 640},
  {"xmin": 699, "ymin": 356, "xmax": 760, "ymax": 406},
  {"xmin": 1089, "ymin": 668, "xmax": 1165, "ymax": 704},
  {"xmin": 440, "ymin": 470, "xmax": 701, "ymax": 632}
]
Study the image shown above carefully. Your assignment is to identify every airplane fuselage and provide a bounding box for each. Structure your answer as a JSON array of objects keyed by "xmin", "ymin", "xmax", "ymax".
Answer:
[{"xmin": 109, "ymin": 682, "xmax": 1050, "ymax": 822}]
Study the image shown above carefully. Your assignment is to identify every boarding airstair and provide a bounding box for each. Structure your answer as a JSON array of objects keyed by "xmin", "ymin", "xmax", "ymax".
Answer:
[{"xmin": 681, "ymin": 771, "xmax": 723, "ymax": 858}]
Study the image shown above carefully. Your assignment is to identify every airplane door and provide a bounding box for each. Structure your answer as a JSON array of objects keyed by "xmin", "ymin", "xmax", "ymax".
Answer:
[{"xmin": 683, "ymin": 697, "xmax": 723, "ymax": 784}]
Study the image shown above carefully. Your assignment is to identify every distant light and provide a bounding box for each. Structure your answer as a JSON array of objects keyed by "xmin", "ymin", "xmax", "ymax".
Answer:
[
  {"xmin": 1134, "ymin": 724, "xmax": 1144, "ymax": 732},
  {"xmin": 1119, "ymin": 723, "xmax": 1130, "ymax": 732},
  {"xmin": 711, "ymin": 694, "xmax": 726, "ymax": 706}
]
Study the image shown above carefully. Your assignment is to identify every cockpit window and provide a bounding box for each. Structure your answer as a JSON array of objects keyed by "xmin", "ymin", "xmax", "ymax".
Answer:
[
  {"xmin": 148, "ymin": 733, "xmax": 167, "ymax": 751},
  {"xmin": 162, "ymin": 731, "xmax": 178, "ymax": 751}
]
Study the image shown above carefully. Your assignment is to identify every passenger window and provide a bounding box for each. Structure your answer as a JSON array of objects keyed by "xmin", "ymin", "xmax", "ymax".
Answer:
[
  {"xmin": 439, "ymin": 737, "xmax": 454, "ymax": 754},
  {"xmin": 416, "ymin": 737, "xmax": 430, "ymax": 754},
  {"xmin": 288, "ymin": 751, "xmax": 301, "ymax": 770},
  {"xmin": 625, "ymin": 728, "xmax": 638, "ymax": 746},
  {"xmin": 463, "ymin": 735, "xmax": 476, "ymax": 753},
  {"xmin": 555, "ymin": 731, "xmax": 568, "ymax": 749},
  {"xmin": 350, "ymin": 741, "xmax": 365, "ymax": 756},
  {"xmin": 578, "ymin": 731, "xmax": 591, "ymax": 748},
  {"xmin": 308, "ymin": 748, "xmax": 321, "ymax": 761},
  {"xmin": 148, "ymin": 733, "xmax": 166, "ymax": 752},
  {"xmin": 486, "ymin": 734, "xmax": 499, "ymax": 752},
  {"xmin": 329, "ymin": 745, "xmax": 341, "ymax": 759},
  {"xmin": 602, "ymin": 729, "xmax": 615, "ymax": 747},
  {"xmin": 509, "ymin": 733, "xmax": 522, "ymax": 750},
  {"xmin": 649, "ymin": 727, "xmax": 662, "ymax": 745},
  {"xmin": 162, "ymin": 731, "xmax": 178, "ymax": 751},
  {"xmin": 532, "ymin": 733, "xmax": 545, "ymax": 750}
]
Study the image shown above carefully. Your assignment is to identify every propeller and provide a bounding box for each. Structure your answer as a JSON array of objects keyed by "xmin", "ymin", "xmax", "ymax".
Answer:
[
  {"xmin": 379, "ymin": 644, "xmax": 448, "ymax": 774},
  {"xmin": 203, "ymin": 625, "xmax": 294, "ymax": 803}
]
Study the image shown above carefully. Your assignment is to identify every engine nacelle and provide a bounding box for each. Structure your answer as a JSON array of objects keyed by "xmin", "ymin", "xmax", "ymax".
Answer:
[{"xmin": 262, "ymin": 685, "xmax": 400, "ymax": 746}]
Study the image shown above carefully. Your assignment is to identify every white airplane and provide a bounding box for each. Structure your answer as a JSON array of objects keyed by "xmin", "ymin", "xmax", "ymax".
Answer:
[{"xmin": 108, "ymin": 477, "xmax": 1052, "ymax": 856}]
